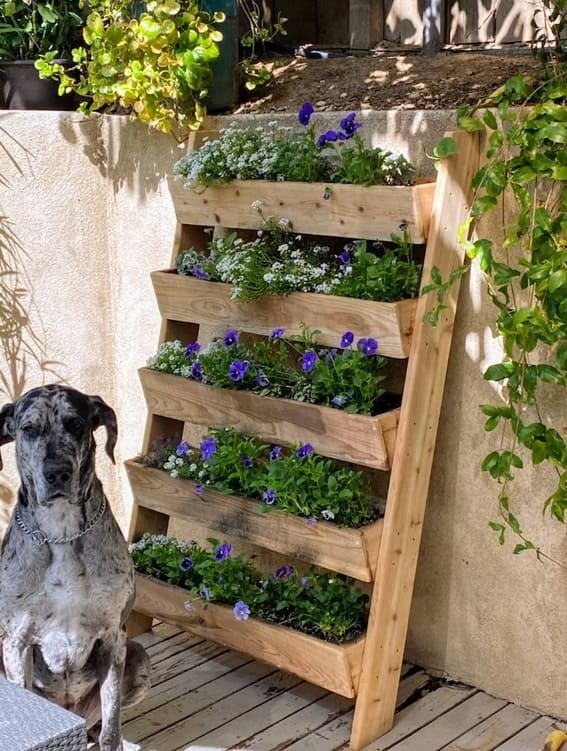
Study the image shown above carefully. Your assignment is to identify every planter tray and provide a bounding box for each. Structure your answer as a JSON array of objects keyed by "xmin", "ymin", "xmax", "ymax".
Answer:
[
  {"xmin": 134, "ymin": 573, "xmax": 365, "ymax": 698},
  {"xmin": 152, "ymin": 272, "xmax": 416, "ymax": 359},
  {"xmin": 126, "ymin": 460, "xmax": 383, "ymax": 581},
  {"xmin": 139, "ymin": 367, "xmax": 398, "ymax": 471},
  {"xmin": 168, "ymin": 178, "xmax": 435, "ymax": 243}
]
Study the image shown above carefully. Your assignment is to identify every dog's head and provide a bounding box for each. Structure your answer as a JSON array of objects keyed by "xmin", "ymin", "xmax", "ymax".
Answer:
[{"xmin": 0, "ymin": 385, "xmax": 117, "ymax": 506}]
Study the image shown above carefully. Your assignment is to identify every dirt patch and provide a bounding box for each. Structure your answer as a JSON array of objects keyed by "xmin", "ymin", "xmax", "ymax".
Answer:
[{"xmin": 232, "ymin": 50, "xmax": 541, "ymax": 114}]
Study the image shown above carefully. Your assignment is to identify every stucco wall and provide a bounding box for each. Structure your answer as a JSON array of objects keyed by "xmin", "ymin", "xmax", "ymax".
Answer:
[{"xmin": 0, "ymin": 108, "xmax": 565, "ymax": 721}]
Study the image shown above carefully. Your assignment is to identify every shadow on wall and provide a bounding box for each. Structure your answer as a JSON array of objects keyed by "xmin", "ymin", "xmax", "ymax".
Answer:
[{"xmin": 0, "ymin": 126, "xmax": 65, "ymax": 527}]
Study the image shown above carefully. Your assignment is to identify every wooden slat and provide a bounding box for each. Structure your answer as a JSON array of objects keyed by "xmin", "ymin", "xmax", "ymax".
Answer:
[
  {"xmin": 152, "ymin": 272, "xmax": 416, "ymax": 359},
  {"xmin": 440, "ymin": 703, "xmax": 538, "ymax": 750},
  {"xmin": 134, "ymin": 574, "xmax": 365, "ymax": 698},
  {"xmin": 139, "ymin": 367, "xmax": 398, "ymax": 470},
  {"xmin": 150, "ymin": 640, "xmax": 226, "ymax": 687},
  {"xmin": 168, "ymin": 178, "xmax": 435, "ymax": 243},
  {"xmin": 350, "ymin": 131, "xmax": 481, "ymax": 749},
  {"xmin": 125, "ymin": 460, "xmax": 382, "ymax": 581},
  {"xmin": 496, "ymin": 717, "xmax": 566, "ymax": 750}
]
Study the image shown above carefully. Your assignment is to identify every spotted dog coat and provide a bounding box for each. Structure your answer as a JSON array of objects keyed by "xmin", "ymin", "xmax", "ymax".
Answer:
[{"xmin": 0, "ymin": 385, "xmax": 150, "ymax": 751}]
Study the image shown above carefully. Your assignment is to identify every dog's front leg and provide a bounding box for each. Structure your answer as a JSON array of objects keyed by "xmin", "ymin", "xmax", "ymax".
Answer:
[
  {"xmin": 3, "ymin": 634, "xmax": 33, "ymax": 689},
  {"xmin": 98, "ymin": 630, "xmax": 127, "ymax": 751}
]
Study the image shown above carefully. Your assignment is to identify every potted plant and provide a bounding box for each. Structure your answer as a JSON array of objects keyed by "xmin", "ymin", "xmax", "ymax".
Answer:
[
  {"xmin": 0, "ymin": 0, "xmax": 85, "ymax": 109},
  {"xmin": 36, "ymin": 0, "xmax": 227, "ymax": 140}
]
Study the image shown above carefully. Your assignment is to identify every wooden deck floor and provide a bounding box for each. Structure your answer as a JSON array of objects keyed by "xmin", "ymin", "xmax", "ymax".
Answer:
[{"xmin": 124, "ymin": 623, "xmax": 560, "ymax": 751}]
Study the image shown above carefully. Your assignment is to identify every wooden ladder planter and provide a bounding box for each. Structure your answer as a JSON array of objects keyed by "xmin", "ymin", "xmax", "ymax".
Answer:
[
  {"xmin": 125, "ymin": 460, "xmax": 383, "ymax": 581},
  {"xmin": 135, "ymin": 573, "xmax": 365, "ymax": 697},
  {"xmin": 127, "ymin": 129, "xmax": 480, "ymax": 750}
]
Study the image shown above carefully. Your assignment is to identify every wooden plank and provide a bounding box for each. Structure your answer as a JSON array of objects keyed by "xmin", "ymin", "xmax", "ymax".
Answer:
[
  {"xmin": 123, "ymin": 650, "xmax": 251, "ymax": 721},
  {"xmin": 496, "ymin": 716, "xmax": 567, "ymax": 750},
  {"xmin": 150, "ymin": 640, "xmax": 227, "ymax": 687},
  {"xmin": 139, "ymin": 367, "xmax": 398, "ymax": 471},
  {"xmin": 124, "ymin": 660, "xmax": 277, "ymax": 744},
  {"xmin": 134, "ymin": 574, "xmax": 365, "ymax": 698},
  {"xmin": 386, "ymin": 692, "xmax": 507, "ymax": 751},
  {"xmin": 349, "ymin": 0, "xmax": 384, "ymax": 48},
  {"xmin": 126, "ymin": 460, "xmax": 382, "ymax": 581},
  {"xmin": 133, "ymin": 622, "xmax": 180, "ymax": 649},
  {"xmin": 152, "ymin": 272, "xmax": 416, "ymax": 359},
  {"xmin": 168, "ymin": 178, "xmax": 435, "ymax": 243},
  {"xmin": 440, "ymin": 703, "xmax": 539, "ymax": 750},
  {"xmin": 138, "ymin": 670, "xmax": 302, "ymax": 750},
  {"xmin": 144, "ymin": 630, "xmax": 203, "ymax": 664},
  {"xmin": 350, "ymin": 131, "xmax": 481, "ymax": 749}
]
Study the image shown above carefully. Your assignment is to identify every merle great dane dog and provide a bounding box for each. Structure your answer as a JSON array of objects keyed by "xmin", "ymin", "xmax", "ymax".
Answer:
[{"xmin": 0, "ymin": 385, "xmax": 150, "ymax": 751}]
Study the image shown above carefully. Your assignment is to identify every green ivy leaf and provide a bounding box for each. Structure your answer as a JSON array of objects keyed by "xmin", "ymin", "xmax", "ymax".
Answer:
[{"xmin": 433, "ymin": 137, "xmax": 458, "ymax": 159}]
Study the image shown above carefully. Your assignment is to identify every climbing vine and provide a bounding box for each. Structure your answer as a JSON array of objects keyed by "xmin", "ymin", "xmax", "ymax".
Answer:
[{"xmin": 424, "ymin": 52, "xmax": 567, "ymax": 559}]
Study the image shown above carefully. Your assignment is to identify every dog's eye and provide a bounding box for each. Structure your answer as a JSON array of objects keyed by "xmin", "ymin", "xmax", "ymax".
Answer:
[
  {"xmin": 21, "ymin": 425, "xmax": 40, "ymax": 439},
  {"xmin": 64, "ymin": 418, "xmax": 85, "ymax": 437}
]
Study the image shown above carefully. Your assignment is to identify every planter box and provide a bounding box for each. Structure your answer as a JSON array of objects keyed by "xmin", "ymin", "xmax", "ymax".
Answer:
[
  {"xmin": 168, "ymin": 178, "xmax": 435, "ymax": 242},
  {"xmin": 126, "ymin": 460, "xmax": 384, "ymax": 581},
  {"xmin": 134, "ymin": 573, "xmax": 365, "ymax": 698},
  {"xmin": 152, "ymin": 272, "xmax": 416, "ymax": 359},
  {"xmin": 139, "ymin": 367, "xmax": 398, "ymax": 470}
]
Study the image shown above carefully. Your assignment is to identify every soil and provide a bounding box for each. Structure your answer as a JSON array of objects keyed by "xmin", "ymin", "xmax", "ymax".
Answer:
[{"xmin": 232, "ymin": 49, "xmax": 542, "ymax": 114}]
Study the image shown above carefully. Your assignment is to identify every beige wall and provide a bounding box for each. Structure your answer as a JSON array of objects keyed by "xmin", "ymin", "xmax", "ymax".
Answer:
[{"xmin": 0, "ymin": 108, "xmax": 565, "ymax": 721}]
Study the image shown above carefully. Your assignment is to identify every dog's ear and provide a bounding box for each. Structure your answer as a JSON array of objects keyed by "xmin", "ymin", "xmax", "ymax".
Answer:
[
  {"xmin": 89, "ymin": 395, "xmax": 118, "ymax": 464},
  {"xmin": 0, "ymin": 402, "xmax": 15, "ymax": 471}
]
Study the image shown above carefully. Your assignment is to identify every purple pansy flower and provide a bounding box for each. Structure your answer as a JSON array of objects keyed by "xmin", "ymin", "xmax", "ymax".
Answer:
[
  {"xmin": 275, "ymin": 565, "xmax": 294, "ymax": 578},
  {"xmin": 263, "ymin": 489, "xmax": 276, "ymax": 505},
  {"xmin": 399, "ymin": 221, "xmax": 409, "ymax": 231},
  {"xmin": 297, "ymin": 102, "xmax": 314, "ymax": 126},
  {"xmin": 307, "ymin": 516, "xmax": 318, "ymax": 526},
  {"xmin": 295, "ymin": 443, "xmax": 313, "ymax": 459},
  {"xmin": 192, "ymin": 265, "xmax": 210, "ymax": 280},
  {"xmin": 190, "ymin": 360, "xmax": 203, "ymax": 381},
  {"xmin": 339, "ymin": 249, "xmax": 350, "ymax": 265},
  {"xmin": 301, "ymin": 350, "xmax": 317, "ymax": 373},
  {"xmin": 241, "ymin": 455, "xmax": 254, "ymax": 469},
  {"xmin": 180, "ymin": 557, "xmax": 193, "ymax": 572},
  {"xmin": 228, "ymin": 359, "xmax": 249, "ymax": 382},
  {"xmin": 176, "ymin": 441, "xmax": 190, "ymax": 457},
  {"xmin": 332, "ymin": 395, "xmax": 346, "ymax": 408},
  {"xmin": 200, "ymin": 436, "xmax": 217, "ymax": 460},
  {"xmin": 357, "ymin": 337, "xmax": 379, "ymax": 356},
  {"xmin": 300, "ymin": 576, "xmax": 309, "ymax": 586},
  {"xmin": 269, "ymin": 327, "xmax": 285, "ymax": 340},
  {"xmin": 340, "ymin": 331, "xmax": 354, "ymax": 348},
  {"xmin": 323, "ymin": 187, "xmax": 332, "ymax": 200},
  {"xmin": 200, "ymin": 585, "xmax": 211, "ymax": 600},
  {"xmin": 223, "ymin": 328, "xmax": 239, "ymax": 347},
  {"xmin": 340, "ymin": 112, "xmax": 362, "ymax": 137},
  {"xmin": 256, "ymin": 371, "xmax": 270, "ymax": 388},
  {"xmin": 215, "ymin": 542, "xmax": 232, "ymax": 562},
  {"xmin": 184, "ymin": 342, "xmax": 201, "ymax": 357},
  {"xmin": 270, "ymin": 445, "xmax": 282, "ymax": 462},
  {"xmin": 195, "ymin": 484, "xmax": 204, "ymax": 495},
  {"xmin": 233, "ymin": 600, "xmax": 251, "ymax": 621}
]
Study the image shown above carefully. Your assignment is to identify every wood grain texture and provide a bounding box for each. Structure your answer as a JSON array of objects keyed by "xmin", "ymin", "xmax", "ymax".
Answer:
[
  {"xmin": 350, "ymin": 131, "xmax": 481, "ymax": 749},
  {"xmin": 134, "ymin": 574, "xmax": 365, "ymax": 697},
  {"xmin": 125, "ymin": 460, "xmax": 383, "ymax": 581},
  {"xmin": 139, "ymin": 367, "xmax": 398, "ymax": 470},
  {"xmin": 151, "ymin": 272, "xmax": 416, "ymax": 359},
  {"xmin": 168, "ymin": 178, "xmax": 435, "ymax": 242}
]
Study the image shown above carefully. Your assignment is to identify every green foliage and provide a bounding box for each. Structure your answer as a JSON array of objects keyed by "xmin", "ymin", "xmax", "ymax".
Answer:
[
  {"xmin": 177, "ymin": 223, "xmax": 421, "ymax": 303},
  {"xmin": 0, "ymin": 0, "xmax": 85, "ymax": 59},
  {"xmin": 238, "ymin": 0, "xmax": 287, "ymax": 91},
  {"xmin": 424, "ymin": 59, "xmax": 567, "ymax": 559},
  {"xmin": 35, "ymin": 0, "xmax": 225, "ymax": 139},
  {"xmin": 147, "ymin": 326, "xmax": 389, "ymax": 416},
  {"xmin": 130, "ymin": 533, "xmax": 369, "ymax": 642},
  {"xmin": 144, "ymin": 427, "xmax": 378, "ymax": 527},
  {"xmin": 328, "ymin": 136, "xmax": 415, "ymax": 187}
]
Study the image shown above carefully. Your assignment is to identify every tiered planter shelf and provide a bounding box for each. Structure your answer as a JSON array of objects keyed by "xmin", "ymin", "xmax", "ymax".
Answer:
[
  {"xmin": 135, "ymin": 573, "xmax": 365, "ymax": 697},
  {"xmin": 127, "ymin": 128, "xmax": 480, "ymax": 750},
  {"xmin": 125, "ymin": 460, "xmax": 383, "ymax": 581}
]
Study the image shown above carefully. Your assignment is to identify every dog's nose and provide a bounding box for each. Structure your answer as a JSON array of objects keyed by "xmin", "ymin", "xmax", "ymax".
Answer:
[{"xmin": 43, "ymin": 463, "xmax": 73, "ymax": 487}]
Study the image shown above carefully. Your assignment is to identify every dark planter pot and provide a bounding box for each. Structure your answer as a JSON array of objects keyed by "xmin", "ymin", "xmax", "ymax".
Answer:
[{"xmin": 0, "ymin": 60, "xmax": 78, "ymax": 111}]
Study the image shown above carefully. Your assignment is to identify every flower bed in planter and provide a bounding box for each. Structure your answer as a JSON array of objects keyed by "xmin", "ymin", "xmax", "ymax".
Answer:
[
  {"xmin": 139, "ymin": 367, "xmax": 398, "ymax": 470},
  {"xmin": 151, "ymin": 272, "xmax": 416, "ymax": 359},
  {"xmin": 134, "ymin": 573, "xmax": 365, "ymax": 697},
  {"xmin": 125, "ymin": 460, "xmax": 383, "ymax": 581},
  {"xmin": 168, "ymin": 177, "xmax": 435, "ymax": 243}
]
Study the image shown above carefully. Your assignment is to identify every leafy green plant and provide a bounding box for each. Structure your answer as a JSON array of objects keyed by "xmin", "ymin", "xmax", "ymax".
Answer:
[
  {"xmin": 143, "ymin": 427, "xmax": 379, "ymax": 526},
  {"xmin": 238, "ymin": 0, "xmax": 287, "ymax": 91},
  {"xmin": 130, "ymin": 533, "xmax": 369, "ymax": 642},
  {"xmin": 147, "ymin": 326, "xmax": 389, "ymax": 416},
  {"xmin": 173, "ymin": 106, "xmax": 416, "ymax": 188},
  {"xmin": 176, "ymin": 222, "xmax": 421, "ymax": 303},
  {"xmin": 35, "ymin": 0, "xmax": 225, "ymax": 139},
  {"xmin": 0, "ymin": 0, "xmax": 85, "ymax": 60},
  {"xmin": 423, "ymin": 64, "xmax": 567, "ymax": 560}
]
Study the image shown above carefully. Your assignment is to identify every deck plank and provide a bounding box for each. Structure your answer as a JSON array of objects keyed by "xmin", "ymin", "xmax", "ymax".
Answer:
[
  {"xmin": 150, "ymin": 642, "xmax": 227, "ymax": 686},
  {"xmin": 145, "ymin": 631, "xmax": 203, "ymax": 664},
  {"xmin": 135, "ymin": 623, "xmax": 180, "ymax": 649},
  {"xmin": 440, "ymin": 703, "xmax": 539, "ymax": 750},
  {"xmin": 495, "ymin": 717, "xmax": 567, "ymax": 750}
]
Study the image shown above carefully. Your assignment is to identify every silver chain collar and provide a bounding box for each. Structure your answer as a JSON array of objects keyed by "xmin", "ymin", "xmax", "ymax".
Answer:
[{"xmin": 15, "ymin": 497, "xmax": 107, "ymax": 546}]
